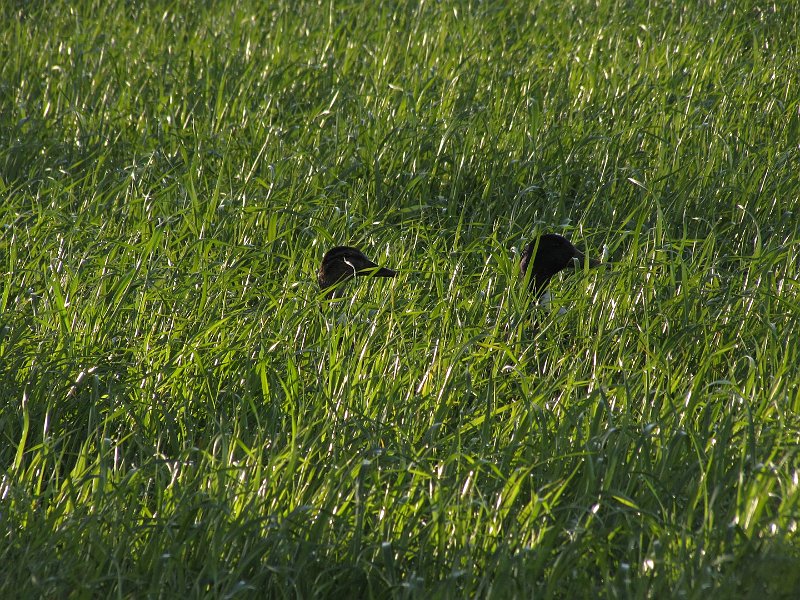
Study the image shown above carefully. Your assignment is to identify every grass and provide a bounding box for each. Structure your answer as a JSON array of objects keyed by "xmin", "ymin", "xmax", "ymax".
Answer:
[{"xmin": 2, "ymin": 0, "xmax": 800, "ymax": 597}]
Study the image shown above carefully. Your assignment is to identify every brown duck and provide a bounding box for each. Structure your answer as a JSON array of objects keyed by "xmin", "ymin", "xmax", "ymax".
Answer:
[
  {"xmin": 318, "ymin": 246, "xmax": 397, "ymax": 299},
  {"xmin": 520, "ymin": 233, "xmax": 601, "ymax": 300}
]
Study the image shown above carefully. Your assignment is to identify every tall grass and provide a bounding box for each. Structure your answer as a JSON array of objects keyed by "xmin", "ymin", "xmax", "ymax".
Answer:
[{"xmin": 2, "ymin": 0, "xmax": 799, "ymax": 597}]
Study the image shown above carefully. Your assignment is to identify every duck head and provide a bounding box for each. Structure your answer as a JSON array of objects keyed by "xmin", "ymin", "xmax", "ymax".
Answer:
[
  {"xmin": 318, "ymin": 246, "xmax": 397, "ymax": 299},
  {"xmin": 520, "ymin": 233, "xmax": 601, "ymax": 298}
]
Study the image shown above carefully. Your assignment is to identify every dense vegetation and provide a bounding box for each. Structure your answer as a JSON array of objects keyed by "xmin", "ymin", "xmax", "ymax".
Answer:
[{"xmin": 2, "ymin": 1, "xmax": 799, "ymax": 597}]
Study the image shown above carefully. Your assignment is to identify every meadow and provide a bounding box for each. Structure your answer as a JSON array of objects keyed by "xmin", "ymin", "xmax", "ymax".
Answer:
[{"xmin": 2, "ymin": 0, "xmax": 800, "ymax": 597}]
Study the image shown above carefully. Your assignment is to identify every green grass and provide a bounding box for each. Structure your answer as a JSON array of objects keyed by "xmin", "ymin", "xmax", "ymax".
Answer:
[{"xmin": 2, "ymin": 0, "xmax": 800, "ymax": 597}]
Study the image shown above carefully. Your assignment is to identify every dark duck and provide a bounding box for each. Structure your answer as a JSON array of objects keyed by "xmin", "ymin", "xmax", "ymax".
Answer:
[
  {"xmin": 520, "ymin": 233, "xmax": 601, "ymax": 303},
  {"xmin": 318, "ymin": 246, "xmax": 397, "ymax": 299}
]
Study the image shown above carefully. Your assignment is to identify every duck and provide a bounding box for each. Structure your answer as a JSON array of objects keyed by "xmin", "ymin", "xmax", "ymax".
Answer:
[
  {"xmin": 318, "ymin": 246, "xmax": 397, "ymax": 299},
  {"xmin": 520, "ymin": 233, "xmax": 601, "ymax": 302}
]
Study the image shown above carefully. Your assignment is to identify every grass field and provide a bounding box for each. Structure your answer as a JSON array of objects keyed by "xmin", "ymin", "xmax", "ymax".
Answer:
[{"xmin": 2, "ymin": 0, "xmax": 800, "ymax": 597}]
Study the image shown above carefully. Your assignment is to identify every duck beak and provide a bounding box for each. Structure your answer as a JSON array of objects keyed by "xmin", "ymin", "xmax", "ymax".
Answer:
[
  {"xmin": 351, "ymin": 258, "xmax": 396, "ymax": 278},
  {"xmin": 364, "ymin": 265, "xmax": 397, "ymax": 278},
  {"xmin": 570, "ymin": 251, "xmax": 602, "ymax": 269},
  {"xmin": 587, "ymin": 256, "xmax": 603, "ymax": 268},
  {"xmin": 376, "ymin": 266, "xmax": 397, "ymax": 277}
]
